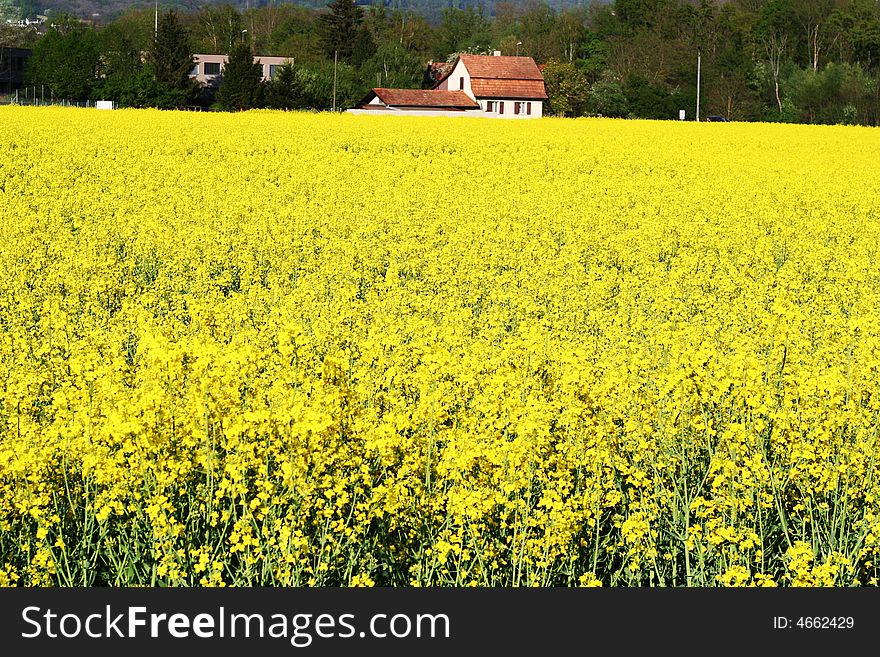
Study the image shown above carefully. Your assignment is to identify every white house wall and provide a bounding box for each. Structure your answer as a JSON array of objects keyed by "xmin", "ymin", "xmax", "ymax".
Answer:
[
  {"xmin": 480, "ymin": 99, "xmax": 543, "ymax": 118},
  {"xmin": 435, "ymin": 58, "xmax": 544, "ymax": 118},
  {"xmin": 436, "ymin": 59, "xmax": 474, "ymax": 100}
]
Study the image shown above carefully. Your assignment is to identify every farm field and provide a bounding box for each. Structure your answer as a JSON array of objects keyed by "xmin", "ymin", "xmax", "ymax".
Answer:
[{"xmin": 2, "ymin": 106, "xmax": 880, "ymax": 587}]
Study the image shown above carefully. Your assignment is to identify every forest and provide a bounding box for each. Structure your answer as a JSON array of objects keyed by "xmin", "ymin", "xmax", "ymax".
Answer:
[{"xmin": 4, "ymin": 0, "xmax": 880, "ymax": 123}]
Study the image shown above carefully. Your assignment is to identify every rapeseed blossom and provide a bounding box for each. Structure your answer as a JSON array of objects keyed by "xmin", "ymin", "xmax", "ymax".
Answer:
[{"xmin": 1, "ymin": 107, "xmax": 879, "ymax": 586}]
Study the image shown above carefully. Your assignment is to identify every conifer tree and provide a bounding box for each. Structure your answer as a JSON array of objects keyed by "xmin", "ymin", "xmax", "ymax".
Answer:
[
  {"xmin": 318, "ymin": 0, "xmax": 374, "ymax": 64},
  {"xmin": 147, "ymin": 10, "xmax": 197, "ymax": 106},
  {"xmin": 217, "ymin": 40, "xmax": 263, "ymax": 111}
]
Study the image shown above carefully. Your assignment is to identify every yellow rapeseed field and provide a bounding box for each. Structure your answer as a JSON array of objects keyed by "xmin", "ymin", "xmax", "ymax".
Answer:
[{"xmin": 2, "ymin": 106, "xmax": 880, "ymax": 587}]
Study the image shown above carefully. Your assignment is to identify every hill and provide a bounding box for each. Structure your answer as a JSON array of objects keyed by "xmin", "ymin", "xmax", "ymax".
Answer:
[{"xmin": 9, "ymin": 0, "xmax": 612, "ymax": 24}]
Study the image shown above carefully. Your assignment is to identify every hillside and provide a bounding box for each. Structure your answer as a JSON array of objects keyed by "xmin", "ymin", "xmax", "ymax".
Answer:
[{"xmin": 9, "ymin": 0, "xmax": 611, "ymax": 24}]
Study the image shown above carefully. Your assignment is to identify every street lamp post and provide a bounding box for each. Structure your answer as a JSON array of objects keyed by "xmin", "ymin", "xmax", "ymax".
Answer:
[
  {"xmin": 696, "ymin": 49, "xmax": 701, "ymax": 122},
  {"xmin": 516, "ymin": 41, "xmax": 522, "ymax": 56},
  {"xmin": 332, "ymin": 50, "xmax": 338, "ymax": 112}
]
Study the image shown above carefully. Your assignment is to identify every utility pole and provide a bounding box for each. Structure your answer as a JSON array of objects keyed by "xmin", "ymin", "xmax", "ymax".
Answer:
[
  {"xmin": 154, "ymin": 0, "xmax": 158, "ymax": 38},
  {"xmin": 696, "ymin": 49, "xmax": 701, "ymax": 122},
  {"xmin": 332, "ymin": 50, "xmax": 337, "ymax": 112}
]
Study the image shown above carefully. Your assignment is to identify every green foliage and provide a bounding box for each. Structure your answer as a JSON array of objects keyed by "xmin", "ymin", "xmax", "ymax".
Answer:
[
  {"xmin": 318, "ymin": 0, "xmax": 375, "ymax": 65},
  {"xmin": 542, "ymin": 58, "xmax": 590, "ymax": 117},
  {"xmin": 148, "ymin": 10, "xmax": 198, "ymax": 104},
  {"xmin": 24, "ymin": 21, "xmax": 100, "ymax": 99},
  {"xmin": 193, "ymin": 3, "xmax": 243, "ymax": 55},
  {"xmin": 361, "ymin": 41, "xmax": 424, "ymax": 90},
  {"xmin": 11, "ymin": 0, "xmax": 880, "ymax": 125},
  {"xmin": 295, "ymin": 58, "xmax": 363, "ymax": 110},
  {"xmin": 587, "ymin": 75, "xmax": 630, "ymax": 118},
  {"xmin": 783, "ymin": 61, "xmax": 879, "ymax": 125},
  {"xmin": 576, "ymin": 33, "xmax": 610, "ymax": 83},
  {"xmin": 624, "ymin": 74, "xmax": 686, "ymax": 120},
  {"xmin": 216, "ymin": 40, "xmax": 263, "ymax": 111},
  {"xmin": 98, "ymin": 67, "xmax": 170, "ymax": 108},
  {"xmin": 0, "ymin": 0, "xmax": 17, "ymax": 22},
  {"xmin": 268, "ymin": 8, "xmax": 323, "ymax": 63},
  {"xmin": 435, "ymin": 7, "xmax": 491, "ymax": 60},
  {"xmin": 263, "ymin": 62, "xmax": 303, "ymax": 110}
]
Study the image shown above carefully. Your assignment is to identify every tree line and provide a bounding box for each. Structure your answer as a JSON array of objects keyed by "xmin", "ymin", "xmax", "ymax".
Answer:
[{"xmin": 11, "ymin": 0, "xmax": 880, "ymax": 123}]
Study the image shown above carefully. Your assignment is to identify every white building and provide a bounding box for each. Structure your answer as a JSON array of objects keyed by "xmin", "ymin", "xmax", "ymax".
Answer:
[
  {"xmin": 434, "ymin": 52, "xmax": 546, "ymax": 117},
  {"xmin": 352, "ymin": 52, "xmax": 547, "ymax": 118},
  {"xmin": 190, "ymin": 54, "xmax": 292, "ymax": 88}
]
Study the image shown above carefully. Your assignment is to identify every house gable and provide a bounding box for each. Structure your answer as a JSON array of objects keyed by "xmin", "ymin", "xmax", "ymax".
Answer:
[
  {"xmin": 433, "ymin": 54, "xmax": 548, "ymax": 105},
  {"xmin": 434, "ymin": 58, "xmax": 473, "ymax": 99}
]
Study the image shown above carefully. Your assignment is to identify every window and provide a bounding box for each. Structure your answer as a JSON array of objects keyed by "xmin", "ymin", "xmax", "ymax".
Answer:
[
  {"xmin": 204, "ymin": 62, "xmax": 221, "ymax": 76},
  {"xmin": 514, "ymin": 102, "xmax": 522, "ymax": 115},
  {"xmin": 190, "ymin": 64, "xmax": 199, "ymax": 76},
  {"xmin": 499, "ymin": 101, "xmax": 504, "ymax": 114},
  {"xmin": 459, "ymin": 77, "xmax": 465, "ymax": 90},
  {"xmin": 269, "ymin": 64, "xmax": 280, "ymax": 79},
  {"xmin": 527, "ymin": 102, "xmax": 532, "ymax": 115},
  {"xmin": 486, "ymin": 101, "xmax": 495, "ymax": 112}
]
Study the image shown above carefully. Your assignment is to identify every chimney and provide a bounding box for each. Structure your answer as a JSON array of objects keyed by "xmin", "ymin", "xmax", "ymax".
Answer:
[{"xmin": 493, "ymin": 50, "xmax": 501, "ymax": 56}]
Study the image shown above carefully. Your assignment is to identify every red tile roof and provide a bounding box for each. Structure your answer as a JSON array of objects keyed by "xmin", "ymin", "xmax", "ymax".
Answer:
[
  {"xmin": 471, "ymin": 79, "xmax": 548, "ymax": 99},
  {"xmin": 368, "ymin": 88, "xmax": 480, "ymax": 109},
  {"xmin": 459, "ymin": 55, "xmax": 545, "ymax": 80},
  {"xmin": 433, "ymin": 54, "xmax": 548, "ymax": 100}
]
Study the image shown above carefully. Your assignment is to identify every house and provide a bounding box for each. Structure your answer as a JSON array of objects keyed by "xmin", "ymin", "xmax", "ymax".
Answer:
[
  {"xmin": 357, "ymin": 88, "xmax": 480, "ymax": 112},
  {"xmin": 434, "ymin": 52, "xmax": 547, "ymax": 117},
  {"xmin": 350, "ymin": 51, "xmax": 547, "ymax": 118},
  {"xmin": 191, "ymin": 54, "xmax": 292, "ymax": 88}
]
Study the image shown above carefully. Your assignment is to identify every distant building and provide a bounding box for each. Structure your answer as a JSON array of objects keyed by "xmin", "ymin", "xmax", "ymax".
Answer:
[
  {"xmin": 351, "ymin": 52, "xmax": 547, "ymax": 118},
  {"xmin": 191, "ymin": 53, "xmax": 291, "ymax": 88},
  {"xmin": 0, "ymin": 46, "xmax": 31, "ymax": 95},
  {"xmin": 3, "ymin": 16, "xmax": 45, "ymax": 28}
]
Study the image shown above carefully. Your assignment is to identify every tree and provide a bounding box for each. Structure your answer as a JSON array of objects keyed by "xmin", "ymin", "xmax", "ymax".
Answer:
[
  {"xmin": 293, "ymin": 59, "xmax": 362, "ymax": 110},
  {"xmin": 757, "ymin": 0, "xmax": 798, "ymax": 113},
  {"xmin": 623, "ymin": 73, "xmax": 686, "ymax": 119},
  {"xmin": 518, "ymin": 1, "xmax": 562, "ymax": 63},
  {"xmin": 318, "ymin": 0, "xmax": 374, "ymax": 64},
  {"xmin": 217, "ymin": 40, "xmax": 263, "ymax": 111},
  {"xmin": 24, "ymin": 20, "xmax": 100, "ymax": 100},
  {"xmin": 794, "ymin": 0, "xmax": 836, "ymax": 72},
  {"xmin": 97, "ymin": 67, "xmax": 170, "ymax": 108},
  {"xmin": 587, "ymin": 73, "xmax": 630, "ymax": 117},
  {"xmin": 194, "ymin": 4, "xmax": 243, "ymax": 54},
  {"xmin": 147, "ymin": 10, "xmax": 198, "ymax": 106},
  {"xmin": 435, "ymin": 6, "xmax": 492, "ymax": 59},
  {"xmin": 96, "ymin": 19, "xmax": 151, "ymax": 108},
  {"xmin": 263, "ymin": 61, "xmax": 303, "ymax": 109},
  {"xmin": 362, "ymin": 42, "xmax": 424, "ymax": 89},
  {"xmin": 99, "ymin": 20, "xmax": 144, "ymax": 81},
  {"xmin": 268, "ymin": 7, "xmax": 323, "ymax": 63},
  {"xmin": 543, "ymin": 58, "xmax": 591, "ymax": 116}
]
